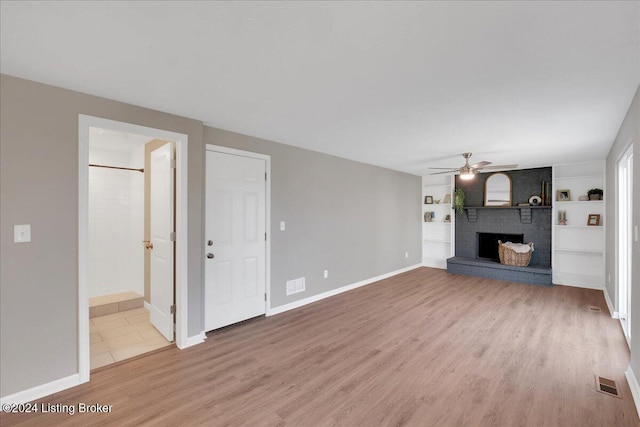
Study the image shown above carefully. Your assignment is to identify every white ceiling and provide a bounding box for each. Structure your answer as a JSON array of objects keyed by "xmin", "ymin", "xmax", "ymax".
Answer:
[{"xmin": 1, "ymin": 1, "xmax": 638, "ymax": 175}]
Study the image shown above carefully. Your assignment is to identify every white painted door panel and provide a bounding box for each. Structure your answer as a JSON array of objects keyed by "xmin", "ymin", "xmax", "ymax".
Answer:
[
  {"xmin": 205, "ymin": 151, "xmax": 266, "ymax": 331},
  {"xmin": 149, "ymin": 143, "xmax": 174, "ymax": 341}
]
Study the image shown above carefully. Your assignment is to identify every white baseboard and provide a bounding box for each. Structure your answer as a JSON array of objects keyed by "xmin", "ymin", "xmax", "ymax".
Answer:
[
  {"xmin": 144, "ymin": 300, "xmax": 151, "ymax": 312},
  {"xmin": 178, "ymin": 331, "xmax": 206, "ymax": 349},
  {"xmin": 268, "ymin": 264, "xmax": 422, "ymax": 316},
  {"xmin": 625, "ymin": 366, "xmax": 640, "ymax": 419},
  {"xmin": 553, "ymin": 272, "xmax": 604, "ymax": 290},
  {"xmin": 602, "ymin": 286, "xmax": 619, "ymax": 318},
  {"xmin": 0, "ymin": 374, "xmax": 81, "ymax": 405},
  {"xmin": 422, "ymin": 258, "xmax": 447, "ymax": 269}
]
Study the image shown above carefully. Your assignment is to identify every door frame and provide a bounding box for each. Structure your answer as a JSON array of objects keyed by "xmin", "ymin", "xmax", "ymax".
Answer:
[
  {"xmin": 79, "ymin": 115, "xmax": 189, "ymax": 383},
  {"xmin": 616, "ymin": 141, "xmax": 633, "ymax": 345},
  {"xmin": 205, "ymin": 144, "xmax": 272, "ymax": 316}
]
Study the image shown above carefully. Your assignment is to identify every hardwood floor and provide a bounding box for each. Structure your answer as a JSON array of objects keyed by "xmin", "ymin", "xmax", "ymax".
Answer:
[{"xmin": 2, "ymin": 267, "xmax": 638, "ymax": 426}]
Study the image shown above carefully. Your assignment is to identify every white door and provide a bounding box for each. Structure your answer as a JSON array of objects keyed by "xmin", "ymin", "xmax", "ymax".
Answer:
[
  {"xmin": 205, "ymin": 150, "xmax": 266, "ymax": 331},
  {"xmin": 149, "ymin": 143, "xmax": 175, "ymax": 341}
]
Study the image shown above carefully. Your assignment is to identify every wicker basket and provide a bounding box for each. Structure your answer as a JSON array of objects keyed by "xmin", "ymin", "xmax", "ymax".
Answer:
[{"xmin": 498, "ymin": 240, "xmax": 533, "ymax": 267}]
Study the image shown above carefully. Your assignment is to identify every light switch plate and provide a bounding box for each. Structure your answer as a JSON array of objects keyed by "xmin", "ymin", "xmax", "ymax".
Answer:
[
  {"xmin": 14, "ymin": 224, "xmax": 31, "ymax": 243},
  {"xmin": 280, "ymin": 221, "xmax": 286, "ymax": 231}
]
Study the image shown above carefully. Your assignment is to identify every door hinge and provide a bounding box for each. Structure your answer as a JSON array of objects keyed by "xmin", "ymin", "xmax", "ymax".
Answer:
[
  {"xmin": 170, "ymin": 304, "xmax": 176, "ymax": 314},
  {"xmin": 170, "ymin": 232, "xmax": 176, "ymax": 242},
  {"xmin": 265, "ymin": 172, "xmax": 267, "ymax": 181},
  {"xmin": 265, "ymin": 232, "xmax": 267, "ymax": 241},
  {"xmin": 171, "ymin": 159, "xmax": 177, "ymax": 169},
  {"xmin": 265, "ymin": 293, "xmax": 267, "ymax": 301}
]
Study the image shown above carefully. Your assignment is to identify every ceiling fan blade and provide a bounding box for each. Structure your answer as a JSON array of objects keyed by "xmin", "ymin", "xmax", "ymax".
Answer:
[
  {"xmin": 430, "ymin": 170, "xmax": 457, "ymax": 175},
  {"xmin": 479, "ymin": 164, "xmax": 518, "ymax": 170},
  {"xmin": 470, "ymin": 161, "xmax": 491, "ymax": 169},
  {"xmin": 427, "ymin": 166, "xmax": 461, "ymax": 170}
]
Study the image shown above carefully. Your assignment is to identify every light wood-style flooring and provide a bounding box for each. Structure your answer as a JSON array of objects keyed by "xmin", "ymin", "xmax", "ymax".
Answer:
[{"xmin": 2, "ymin": 267, "xmax": 638, "ymax": 426}]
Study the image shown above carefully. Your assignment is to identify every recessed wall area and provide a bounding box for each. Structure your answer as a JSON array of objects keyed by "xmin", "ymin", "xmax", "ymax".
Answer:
[
  {"xmin": 448, "ymin": 167, "xmax": 553, "ymax": 286},
  {"xmin": 88, "ymin": 128, "xmax": 148, "ymax": 298},
  {"xmin": 454, "ymin": 167, "xmax": 552, "ymax": 267}
]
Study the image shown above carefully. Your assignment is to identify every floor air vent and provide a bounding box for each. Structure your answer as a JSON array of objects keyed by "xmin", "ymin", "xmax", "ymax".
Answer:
[
  {"xmin": 587, "ymin": 306, "xmax": 602, "ymax": 312},
  {"xmin": 595, "ymin": 376, "xmax": 621, "ymax": 398}
]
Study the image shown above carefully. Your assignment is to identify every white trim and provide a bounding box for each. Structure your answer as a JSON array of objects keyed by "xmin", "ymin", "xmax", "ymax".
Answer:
[
  {"xmin": 79, "ymin": 115, "xmax": 191, "ymax": 385},
  {"xmin": 552, "ymin": 274, "xmax": 604, "ymax": 290},
  {"xmin": 144, "ymin": 300, "xmax": 152, "ymax": 312},
  {"xmin": 1, "ymin": 374, "xmax": 81, "ymax": 405},
  {"xmin": 179, "ymin": 331, "xmax": 207, "ymax": 349},
  {"xmin": 603, "ymin": 287, "xmax": 619, "ymax": 318},
  {"xmin": 268, "ymin": 264, "xmax": 423, "ymax": 316},
  {"xmin": 625, "ymin": 366, "xmax": 640, "ymax": 419},
  {"xmin": 205, "ymin": 144, "xmax": 272, "ymax": 316}
]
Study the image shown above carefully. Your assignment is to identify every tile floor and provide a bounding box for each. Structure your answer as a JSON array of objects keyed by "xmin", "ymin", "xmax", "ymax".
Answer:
[{"xmin": 90, "ymin": 307, "xmax": 173, "ymax": 370}]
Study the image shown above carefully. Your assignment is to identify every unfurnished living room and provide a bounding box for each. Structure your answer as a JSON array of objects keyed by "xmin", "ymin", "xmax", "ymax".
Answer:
[{"xmin": 0, "ymin": 1, "xmax": 639, "ymax": 426}]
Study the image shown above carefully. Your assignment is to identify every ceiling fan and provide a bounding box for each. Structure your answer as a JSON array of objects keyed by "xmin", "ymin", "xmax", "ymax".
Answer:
[{"xmin": 428, "ymin": 153, "xmax": 517, "ymax": 180}]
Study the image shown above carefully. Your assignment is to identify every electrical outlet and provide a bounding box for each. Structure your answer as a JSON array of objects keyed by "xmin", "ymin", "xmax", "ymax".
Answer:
[
  {"xmin": 280, "ymin": 221, "xmax": 286, "ymax": 231},
  {"xmin": 324, "ymin": 270, "xmax": 328, "ymax": 279},
  {"xmin": 405, "ymin": 252, "xmax": 409, "ymax": 259}
]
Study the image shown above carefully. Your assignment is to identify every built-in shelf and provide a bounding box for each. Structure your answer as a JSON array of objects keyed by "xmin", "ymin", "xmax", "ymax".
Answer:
[
  {"xmin": 554, "ymin": 200, "xmax": 603, "ymax": 205},
  {"xmin": 554, "ymin": 174, "xmax": 603, "ymax": 180},
  {"xmin": 555, "ymin": 225, "xmax": 603, "ymax": 229},
  {"xmin": 555, "ymin": 248, "xmax": 603, "ymax": 254},
  {"xmin": 423, "ymin": 176, "xmax": 455, "ymax": 269},
  {"xmin": 552, "ymin": 161, "xmax": 605, "ymax": 288}
]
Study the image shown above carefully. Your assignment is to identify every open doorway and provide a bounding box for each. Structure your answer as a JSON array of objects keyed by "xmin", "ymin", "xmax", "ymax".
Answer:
[
  {"xmin": 88, "ymin": 128, "xmax": 174, "ymax": 369},
  {"xmin": 79, "ymin": 115, "xmax": 190, "ymax": 383},
  {"xmin": 618, "ymin": 143, "xmax": 633, "ymax": 344}
]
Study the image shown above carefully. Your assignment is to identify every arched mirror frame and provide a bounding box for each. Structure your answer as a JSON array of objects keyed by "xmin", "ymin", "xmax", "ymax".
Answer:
[{"xmin": 484, "ymin": 172, "xmax": 512, "ymax": 206}]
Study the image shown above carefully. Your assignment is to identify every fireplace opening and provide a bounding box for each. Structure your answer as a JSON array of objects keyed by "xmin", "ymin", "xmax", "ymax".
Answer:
[{"xmin": 477, "ymin": 232, "xmax": 524, "ymax": 261}]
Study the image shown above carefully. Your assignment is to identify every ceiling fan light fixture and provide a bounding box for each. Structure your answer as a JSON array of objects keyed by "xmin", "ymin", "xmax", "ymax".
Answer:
[
  {"xmin": 460, "ymin": 172, "xmax": 475, "ymax": 180},
  {"xmin": 459, "ymin": 165, "xmax": 475, "ymax": 180}
]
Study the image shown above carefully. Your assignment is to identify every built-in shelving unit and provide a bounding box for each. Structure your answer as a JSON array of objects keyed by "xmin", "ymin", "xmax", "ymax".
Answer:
[
  {"xmin": 552, "ymin": 161, "xmax": 605, "ymax": 288},
  {"xmin": 422, "ymin": 175, "xmax": 455, "ymax": 269}
]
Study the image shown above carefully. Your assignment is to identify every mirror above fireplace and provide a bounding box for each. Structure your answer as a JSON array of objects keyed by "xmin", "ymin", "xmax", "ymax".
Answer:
[{"xmin": 484, "ymin": 173, "xmax": 512, "ymax": 206}]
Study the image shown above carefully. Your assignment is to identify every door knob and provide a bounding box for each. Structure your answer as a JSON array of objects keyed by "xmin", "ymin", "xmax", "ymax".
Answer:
[
  {"xmin": 207, "ymin": 253, "xmax": 215, "ymax": 259},
  {"xmin": 207, "ymin": 240, "xmax": 213, "ymax": 246},
  {"xmin": 143, "ymin": 240, "xmax": 154, "ymax": 250}
]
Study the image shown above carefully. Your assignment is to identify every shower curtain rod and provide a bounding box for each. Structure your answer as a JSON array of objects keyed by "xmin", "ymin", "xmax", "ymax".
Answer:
[{"xmin": 89, "ymin": 164, "xmax": 144, "ymax": 173}]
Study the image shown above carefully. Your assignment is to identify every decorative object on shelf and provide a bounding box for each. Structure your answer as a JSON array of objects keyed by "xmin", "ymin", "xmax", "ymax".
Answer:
[
  {"xmin": 529, "ymin": 195, "xmax": 542, "ymax": 206},
  {"xmin": 578, "ymin": 195, "xmax": 589, "ymax": 201},
  {"xmin": 557, "ymin": 189, "xmax": 571, "ymax": 201},
  {"xmin": 444, "ymin": 214, "xmax": 451, "ymax": 222},
  {"xmin": 587, "ymin": 188, "xmax": 603, "ymax": 201},
  {"xmin": 443, "ymin": 194, "xmax": 451, "ymax": 204},
  {"xmin": 484, "ymin": 172, "xmax": 512, "ymax": 206},
  {"xmin": 558, "ymin": 210, "xmax": 567, "ymax": 225},
  {"xmin": 454, "ymin": 188, "xmax": 465, "ymax": 213},
  {"xmin": 587, "ymin": 214, "xmax": 601, "ymax": 226},
  {"xmin": 424, "ymin": 211, "xmax": 433, "ymax": 222},
  {"xmin": 425, "ymin": 196, "xmax": 433, "ymax": 204},
  {"xmin": 498, "ymin": 240, "xmax": 533, "ymax": 267},
  {"xmin": 518, "ymin": 203, "xmax": 530, "ymax": 206},
  {"xmin": 540, "ymin": 180, "xmax": 551, "ymax": 206},
  {"xmin": 434, "ymin": 199, "xmax": 441, "ymax": 204}
]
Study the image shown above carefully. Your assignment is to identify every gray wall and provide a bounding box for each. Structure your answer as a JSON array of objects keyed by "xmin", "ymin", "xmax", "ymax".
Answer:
[
  {"xmin": 204, "ymin": 127, "xmax": 422, "ymax": 308},
  {"xmin": 605, "ymin": 85, "xmax": 640, "ymax": 376},
  {"xmin": 0, "ymin": 74, "xmax": 206, "ymax": 396},
  {"xmin": 0, "ymin": 74, "xmax": 422, "ymax": 397}
]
